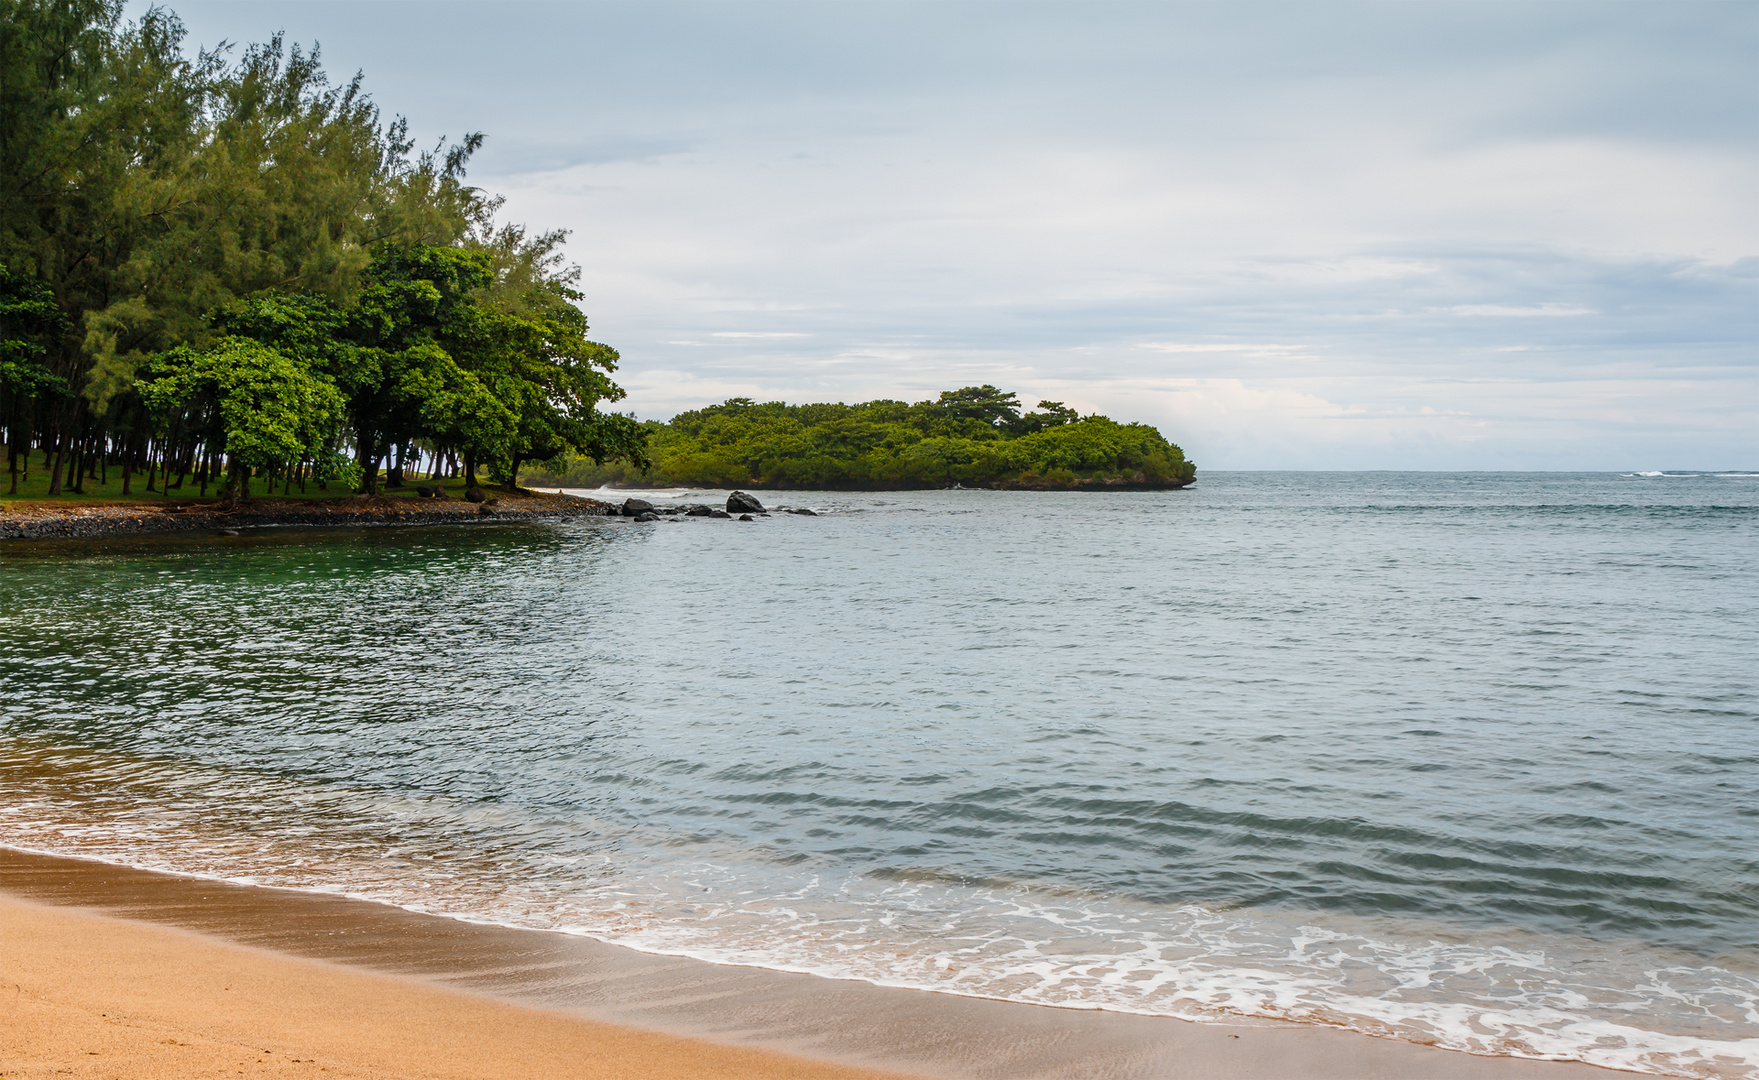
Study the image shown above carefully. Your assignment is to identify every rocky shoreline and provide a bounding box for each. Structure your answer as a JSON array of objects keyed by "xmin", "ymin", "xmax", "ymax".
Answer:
[
  {"xmin": 546, "ymin": 477, "xmax": 1197, "ymax": 493},
  {"xmin": 0, "ymin": 491, "xmax": 618, "ymax": 540}
]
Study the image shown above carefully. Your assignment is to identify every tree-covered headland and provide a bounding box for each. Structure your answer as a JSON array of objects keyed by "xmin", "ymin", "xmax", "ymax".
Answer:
[
  {"xmin": 525, "ymin": 385, "xmax": 1197, "ymax": 491},
  {"xmin": 1, "ymin": 3, "xmax": 1195, "ymax": 507},
  {"xmin": 0, "ymin": 1, "xmax": 644, "ymax": 502}
]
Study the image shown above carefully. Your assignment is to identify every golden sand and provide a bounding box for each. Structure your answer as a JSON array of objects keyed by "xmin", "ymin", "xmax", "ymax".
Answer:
[{"xmin": 0, "ymin": 894, "xmax": 907, "ymax": 1080}]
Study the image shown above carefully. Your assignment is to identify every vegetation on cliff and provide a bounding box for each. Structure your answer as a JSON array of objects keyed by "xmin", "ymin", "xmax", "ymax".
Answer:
[
  {"xmin": 524, "ymin": 386, "xmax": 1196, "ymax": 490},
  {"xmin": 0, "ymin": 0, "xmax": 643, "ymax": 502}
]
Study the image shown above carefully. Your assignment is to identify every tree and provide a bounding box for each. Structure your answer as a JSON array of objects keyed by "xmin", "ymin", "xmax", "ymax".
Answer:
[
  {"xmin": 1010, "ymin": 400, "xmax": 1079, "ymax": 435},
  {"xmin": 936, "ymin": 385, "xmax": 1022, "ymax": 430},
  {"xmin": 140, "ymin": 337, "xmax": 350, "ymax": 500},
  {"xmin": 479, "ymin": 283, "xmax": 648, "ymax": 490},
  {"xmin": 0, "ymin": 4, "xmax": 647, "ymax": 499},
  {"xmin": 527, "ymin": 388, "xmax": 1194, "ymax": 490},
  {"xmin": 332, "ymin": 246, "xmax": 507, "ymax": 492},
  {"xmin": 0, "ymin": 263, "xmax": 68, "ymax": 492}
]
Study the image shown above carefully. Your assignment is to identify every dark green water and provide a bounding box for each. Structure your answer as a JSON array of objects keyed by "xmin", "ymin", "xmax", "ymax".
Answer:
[{"xmin": 2, "ymin": 473, "xmax": 1755, "ymax": 1076}]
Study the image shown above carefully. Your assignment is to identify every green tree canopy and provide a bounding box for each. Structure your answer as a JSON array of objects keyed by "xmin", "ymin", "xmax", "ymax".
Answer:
[
  {"xmin": 140, "ymin": 337, "xmax": 352, "ymax": 497},
  {"xmin": 528, "ymin": 390, "xmax": 1195, "ymax": 491},
  {"xmin": 0, "ymin": 0, "xmax": 644, "ymax": 499}
]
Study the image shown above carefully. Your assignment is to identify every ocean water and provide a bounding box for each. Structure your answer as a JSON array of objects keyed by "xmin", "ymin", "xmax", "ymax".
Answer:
[{"xmin": 1, "ymin": 472, "xmax": 1755, "ymax": 1077}]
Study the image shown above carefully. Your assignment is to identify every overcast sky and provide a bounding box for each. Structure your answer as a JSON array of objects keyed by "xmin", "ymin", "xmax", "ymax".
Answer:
[{"xmin": 147, "ymin": 1, "xmax": 1755, "ymax": 469}]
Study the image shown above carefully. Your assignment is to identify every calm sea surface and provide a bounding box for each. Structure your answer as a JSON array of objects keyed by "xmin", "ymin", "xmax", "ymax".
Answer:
[{"xmin": 2, "ymin": 472, "xmax": 1755, "ymax": 1076}]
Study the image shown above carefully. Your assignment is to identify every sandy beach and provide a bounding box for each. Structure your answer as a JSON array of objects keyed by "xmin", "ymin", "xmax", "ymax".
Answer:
[
  {"xmin": 0, "ymin": 847, "xmax": 1639, "ymax": 1080},
  {"xmin": 0, "ymin": 894, "xmax": 904, "ymax": 1080}
]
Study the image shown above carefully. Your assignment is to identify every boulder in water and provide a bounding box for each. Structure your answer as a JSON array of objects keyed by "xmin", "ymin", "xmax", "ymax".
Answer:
[
  {"xmin": 622, "ymin": 497, "xmax": 657, "ymax": 517},
  {"xmin": 709, "ymin": 509, "xmax": 732, "ymax": 518},
  {"xmin": 790, "ymin": 507, "xmax": 818, "ymax": 516},
  {"xmin": 726, "ymin": 490, "xmax": 764, "ymax": 514}
]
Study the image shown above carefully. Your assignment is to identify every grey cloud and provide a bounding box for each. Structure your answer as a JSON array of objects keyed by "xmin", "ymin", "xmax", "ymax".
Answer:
[{"xmin": 148, "ymin": 0, "xmax": 1757, "ymax": 468}]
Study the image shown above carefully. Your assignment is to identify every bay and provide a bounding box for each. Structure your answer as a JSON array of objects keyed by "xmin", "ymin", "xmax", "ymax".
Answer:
[{"xmin": 2, "ymin": 472, "xmax": 1755, "ymax": 1077}]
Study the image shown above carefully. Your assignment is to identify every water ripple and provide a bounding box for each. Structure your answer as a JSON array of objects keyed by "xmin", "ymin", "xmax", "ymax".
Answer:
[{"xmin": 2, "ymin": 472, "xmax": 1756, "ymax": 1077}]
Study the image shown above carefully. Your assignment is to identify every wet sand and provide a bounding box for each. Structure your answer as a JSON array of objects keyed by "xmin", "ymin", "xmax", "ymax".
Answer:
[
  {"xmin": 0, "ymin": 847, "xmax": 1635, "ymax": 1079},
  {"xmin": 1, "ymin": 895, "xmax": 904, "ymax": 1080}
]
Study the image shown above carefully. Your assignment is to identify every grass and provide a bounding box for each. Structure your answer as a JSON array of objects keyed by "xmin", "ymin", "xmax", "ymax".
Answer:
[{"xmin": 0, "ymin": 451, "xmax": 503, "ymax": 505}]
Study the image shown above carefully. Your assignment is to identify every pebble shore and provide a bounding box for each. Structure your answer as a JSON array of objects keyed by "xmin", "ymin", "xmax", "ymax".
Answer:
[{"xmin": 0, "ymin": 491, "xmax": 617, "ymax": 540}]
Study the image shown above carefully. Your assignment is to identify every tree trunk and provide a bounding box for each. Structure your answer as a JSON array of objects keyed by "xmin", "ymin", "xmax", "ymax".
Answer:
[
  {"xmin": 46, "ymin": 430, "xmax": 65, "ymax": 495},
  {"xmin": 223, "ymin": 458, "xmax": 250, "ymax": 504},
  {"xmin": 505, "ymin": 455, "xmax": 523, "ymax": 492},
  {"xmin": 356, "ymin": 429, "xmax": 377, "ymax": 494},
  {"xmin": 68, "ymin": 434, "xmax": 85, "ymax": 494}
]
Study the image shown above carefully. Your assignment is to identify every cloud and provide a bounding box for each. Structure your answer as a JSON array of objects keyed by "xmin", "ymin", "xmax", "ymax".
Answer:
[
  {"xmin": 1140, "ymin": 344, "xmax": 1314, "ymax": 354},
  {"xmin": 151, "ymin": 0, "xmax": 1759, "ymax": 468},
  {"xmin": 1443, "ymin": 304, "xmax": 1596, "ymax": 317}
]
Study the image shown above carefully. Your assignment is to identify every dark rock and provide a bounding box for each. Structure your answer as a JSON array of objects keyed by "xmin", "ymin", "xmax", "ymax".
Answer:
[
  {"xmin": 478, "ymin": 503, "xmax": 496, "ymax": 515},
  {"xmin": 415, "ymin": 484, "xmax": 445, "ymax": 498},
  {"xmin": 635, "ymin": 511, "xmax": 659, "ymax": 522},
  {"xmin": 656, "ymin": 506, "xmax": 682, "ymax": 515},
  {"xmin": 622, "ymin": 497, "xmax": 656, "ymax": 517},
  {"xmin": 682, "ymin": 504, "xmax": 714, "ymax": 516},
  {"xmin": 738, "ymin": 514, "xmax": 754, "ymax": 521},
  {"xmin": 726, "ymin": 490, "xmax": 764, "ymax": 514},
  {"xmin": 790, "ymin": 507, "xmax": 818, "ymax": 516},
  {"xmin": 709, "ymin": 509, "xmax": 732, "ymax": 518},
  {"xmin": 464, "ymin": 486, "xmax": 486, "ymax": 503}
]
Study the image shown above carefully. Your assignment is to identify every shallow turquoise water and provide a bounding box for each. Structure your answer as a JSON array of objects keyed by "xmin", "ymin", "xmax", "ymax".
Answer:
[{"xmin": 2, "ymin": 473, "xmax": 1755, "ymax": 1076}]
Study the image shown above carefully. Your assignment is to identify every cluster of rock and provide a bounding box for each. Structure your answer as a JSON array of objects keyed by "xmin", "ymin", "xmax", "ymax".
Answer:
[
  {"xmin": 0, "ymin": 487, "xmax": 829, "ymax": 541},
  {"xmin": 617, "ymin": 491, "xmax": 820, "ymax": 523}
]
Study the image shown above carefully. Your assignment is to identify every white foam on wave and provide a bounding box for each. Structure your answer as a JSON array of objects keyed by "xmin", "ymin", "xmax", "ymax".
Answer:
[
  {"xmin": 1, "ymin": 739, "xmax": 1753, "ymax": 1080},
  {"xmin": 3, "ymin": 785, "xmax": 1755, "ymax": 1080},
  {"xmin": 562, "ymin": 868, "xmax": 1759, "ymax": 1079}
]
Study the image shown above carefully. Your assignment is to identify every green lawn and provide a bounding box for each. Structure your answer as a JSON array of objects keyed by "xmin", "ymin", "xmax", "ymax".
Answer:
[{"xmin": 0, "ymin": 451, "xmax": 484, "ymax": 504}]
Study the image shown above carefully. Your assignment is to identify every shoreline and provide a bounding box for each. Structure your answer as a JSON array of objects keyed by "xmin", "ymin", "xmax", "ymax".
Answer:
[
  {"xmin": 0, "ymin": 490, "xmax": 616, "ymax": 540},
  {"xmin": 0, "ymin": 846, "xmax": 1636, "ymax": 1079},
  {"xmin": 0, "ymin": 892, "xmax": 905, "ymax": 1080},
  {"xmin": 531, "ymin": 477, "xmax": 1197, "ymax": 492}
]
